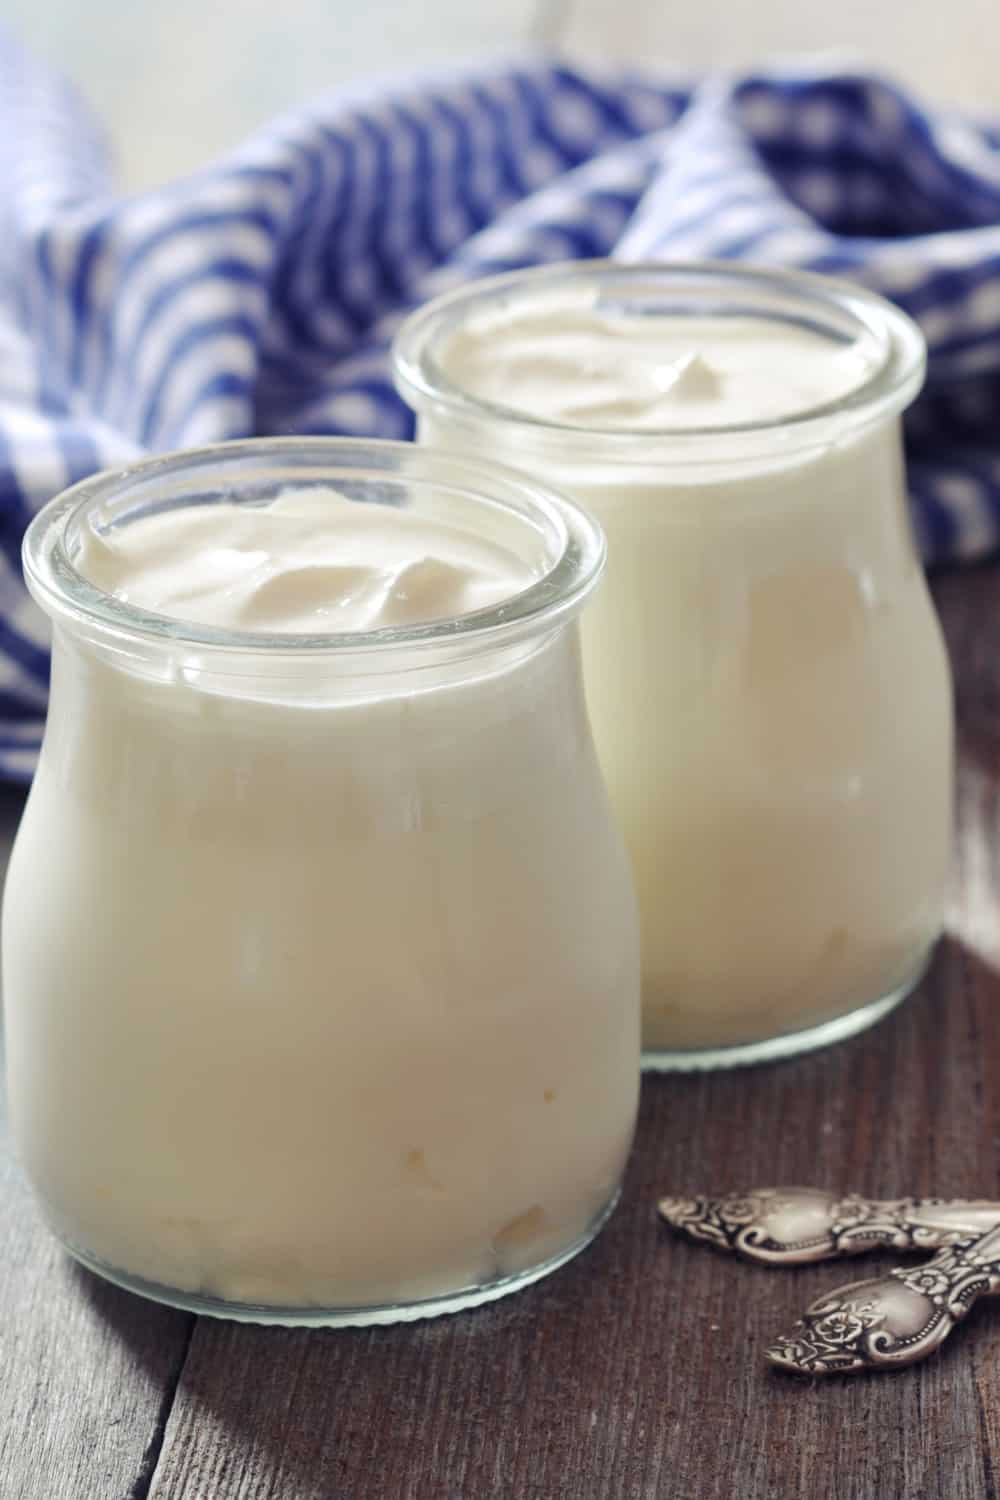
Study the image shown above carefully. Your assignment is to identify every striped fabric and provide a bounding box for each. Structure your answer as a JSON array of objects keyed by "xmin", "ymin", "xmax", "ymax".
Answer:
[{"xmin": 2, "ymin": 29, "xmax": 1000, "ymax": 779}]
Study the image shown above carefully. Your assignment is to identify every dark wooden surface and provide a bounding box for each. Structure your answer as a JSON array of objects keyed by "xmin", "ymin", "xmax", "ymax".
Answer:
[{"xmin": 2, "ymin": 563, "xmax": 999, "ymax": 1500}]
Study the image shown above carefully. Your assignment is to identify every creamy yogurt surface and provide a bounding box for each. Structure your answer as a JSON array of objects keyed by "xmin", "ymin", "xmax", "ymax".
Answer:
[
  {"xmin": 437, "ymin": 296, "xmax": 881, "ymax": 429},
  {"xmin": 79, "ymin": 488, "xmax": 533, "ymax": 632}
]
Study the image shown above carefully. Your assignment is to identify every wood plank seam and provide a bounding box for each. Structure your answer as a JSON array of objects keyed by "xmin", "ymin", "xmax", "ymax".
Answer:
[{"xmin": 128, "ymin": 1318, "xmax": 197, "ymax": 1500}]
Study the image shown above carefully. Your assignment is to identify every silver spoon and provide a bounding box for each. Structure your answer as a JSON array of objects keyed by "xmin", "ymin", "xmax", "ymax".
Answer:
[
  {"xmin": 658, "ymin": 1187, "xmax": 1000, "ymax": 1265},
  {"xmin": 766, "ymin": 1220, "xmax": 1000, "ymax": 1375}
]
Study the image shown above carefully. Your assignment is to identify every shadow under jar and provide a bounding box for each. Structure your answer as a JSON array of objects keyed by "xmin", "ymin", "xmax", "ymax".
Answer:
[
  {"xmin": 2, "ymin": 438, "xmax": 640, "ymax": 1324},
  {"xmin": 393, "ymin": 262, "xmax": 955, "ymax": 1070}
]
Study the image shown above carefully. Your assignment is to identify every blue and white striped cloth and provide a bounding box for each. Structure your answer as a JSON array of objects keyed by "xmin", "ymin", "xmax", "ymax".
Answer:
[{"xmin": 2, "ymin": 27, "xmax": 1000, "ymax": 779}]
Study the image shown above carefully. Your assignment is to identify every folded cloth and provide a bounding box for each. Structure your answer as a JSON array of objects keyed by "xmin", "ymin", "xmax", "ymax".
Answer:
[{"xmin": 2, "ymin": 28, "xmax": 999, "ymax": 779}]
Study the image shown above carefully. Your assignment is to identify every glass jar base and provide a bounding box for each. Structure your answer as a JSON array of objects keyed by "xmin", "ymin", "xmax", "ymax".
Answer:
[
  {"xmin": 56, "ymin": 1186, "xmax": 622, "ymax": 1327},
  {"xmin": 641, "ymin": 955, "xmax": 931, "ymax": 1072}
]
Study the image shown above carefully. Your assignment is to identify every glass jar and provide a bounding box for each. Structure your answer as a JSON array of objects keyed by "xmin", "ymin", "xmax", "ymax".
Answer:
[
  {"xmin": 2, "ymin": 438, "xmax": 639, "ymax": 1324},
  {"xmin": 394, "ymin": 262, "xmax": 955, "ymax": 1070}
]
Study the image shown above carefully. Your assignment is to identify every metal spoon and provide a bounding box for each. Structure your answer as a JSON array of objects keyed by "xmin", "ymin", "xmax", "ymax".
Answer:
[
  {"xmin": 658, "ymin": 1187, "xmax": 1000, "ymax": 1265},
  {"xmin": 765, "ymin": 1220, "xmax": 1000, "ymax": 1375}
]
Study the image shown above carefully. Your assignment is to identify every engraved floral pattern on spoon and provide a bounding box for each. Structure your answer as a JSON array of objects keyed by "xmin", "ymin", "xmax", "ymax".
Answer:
[
  {"xmin": 658, "ymin": 1187, "xmax": 1000, "ymax": 1266},
  {"xmin": 766, "ymin": 1227, "xmax": 1000, "ymax": 1375}
]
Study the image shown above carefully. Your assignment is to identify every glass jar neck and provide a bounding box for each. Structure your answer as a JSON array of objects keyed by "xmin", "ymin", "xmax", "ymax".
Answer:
[
  {"xmin": 24, "ymin": 438, "xmax": 606, "ymax": 676},
  {"xmin": 50, "ymin": 611, "xmax": 576, "ymax": 707},
  {"xmin": 393, "ymin": 259, "xmax": 926, "ymax": 462}
]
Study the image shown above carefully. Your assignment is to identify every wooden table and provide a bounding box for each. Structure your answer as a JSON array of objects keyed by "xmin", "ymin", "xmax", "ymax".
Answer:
[{"xmin": 2, "ymin": 563, "xmax": 999, "ymax": 1500}]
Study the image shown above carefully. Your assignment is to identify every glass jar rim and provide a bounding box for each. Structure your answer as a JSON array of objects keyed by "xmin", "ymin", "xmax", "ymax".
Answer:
[
  {"xmin": 23, "ymin": 437, "xmax": 605, "ymax": 658},
  {"xmin": 392, "ymin": 259, "xmax": 926, "ymax": 449}
]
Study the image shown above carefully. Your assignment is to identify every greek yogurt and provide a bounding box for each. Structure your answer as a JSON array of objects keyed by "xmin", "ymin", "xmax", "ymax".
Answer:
[
  {"xmin": 4, "ymin": 452, "xmax": 639, "ymax": 1316},
  {"xmin": 398, "ymin": 266, "xmax": 954, "ymax": 1063}
]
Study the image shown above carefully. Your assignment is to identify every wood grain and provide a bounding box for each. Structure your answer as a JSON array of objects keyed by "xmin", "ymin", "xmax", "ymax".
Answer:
[
  {"xmin": 0, "ymin": 789, "xmax": 193, "ymax": 1500},
  {"xmin": 0, "ymin": 1066, "xmax": 193, "ymax": 1500},
  {"xmin": 3, "ymin": 562, "xmax": 1000, "ymax": 1499}
]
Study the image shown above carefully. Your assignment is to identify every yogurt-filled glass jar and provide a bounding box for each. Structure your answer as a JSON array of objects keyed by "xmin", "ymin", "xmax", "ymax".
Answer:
[
  {"xmin": 394, "ymin": 262, "xmax": 955, "ymax": 1069},
  {"xmin": 3, "ymin": 438, "xmax": 639, "ymax": 1324}
]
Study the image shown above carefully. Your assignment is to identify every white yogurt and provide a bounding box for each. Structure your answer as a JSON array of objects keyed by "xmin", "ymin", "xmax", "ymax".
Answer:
[
  {"xmin": 399, "ymin": 267, "xmax": 954, "ymax": 1062},
  {"xmin": 4, "ymin": 457, "xmax": 639, "ymax": 1315},
  {"xmin": 438, "ymin": 298, "xmax": 878, "ymax": 429},
  {"xmin": 78, "ymin": 487, "xmax": 529, "ymax": 632}
]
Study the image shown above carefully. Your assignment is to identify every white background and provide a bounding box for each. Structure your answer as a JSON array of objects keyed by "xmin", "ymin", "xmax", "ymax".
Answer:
[{"xmin": 3, "ymin": 0, "xmax": 999, "ymax": 188}]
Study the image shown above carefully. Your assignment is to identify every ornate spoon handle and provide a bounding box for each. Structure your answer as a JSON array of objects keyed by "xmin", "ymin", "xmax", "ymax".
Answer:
[
  {"xmin": 658, "ymin": 1188, "xmax": 1000, "ymax": 1266},
  {"xmin": 766, "ymin": 1220, "xmax": 1000, "ymax": 1375}
]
